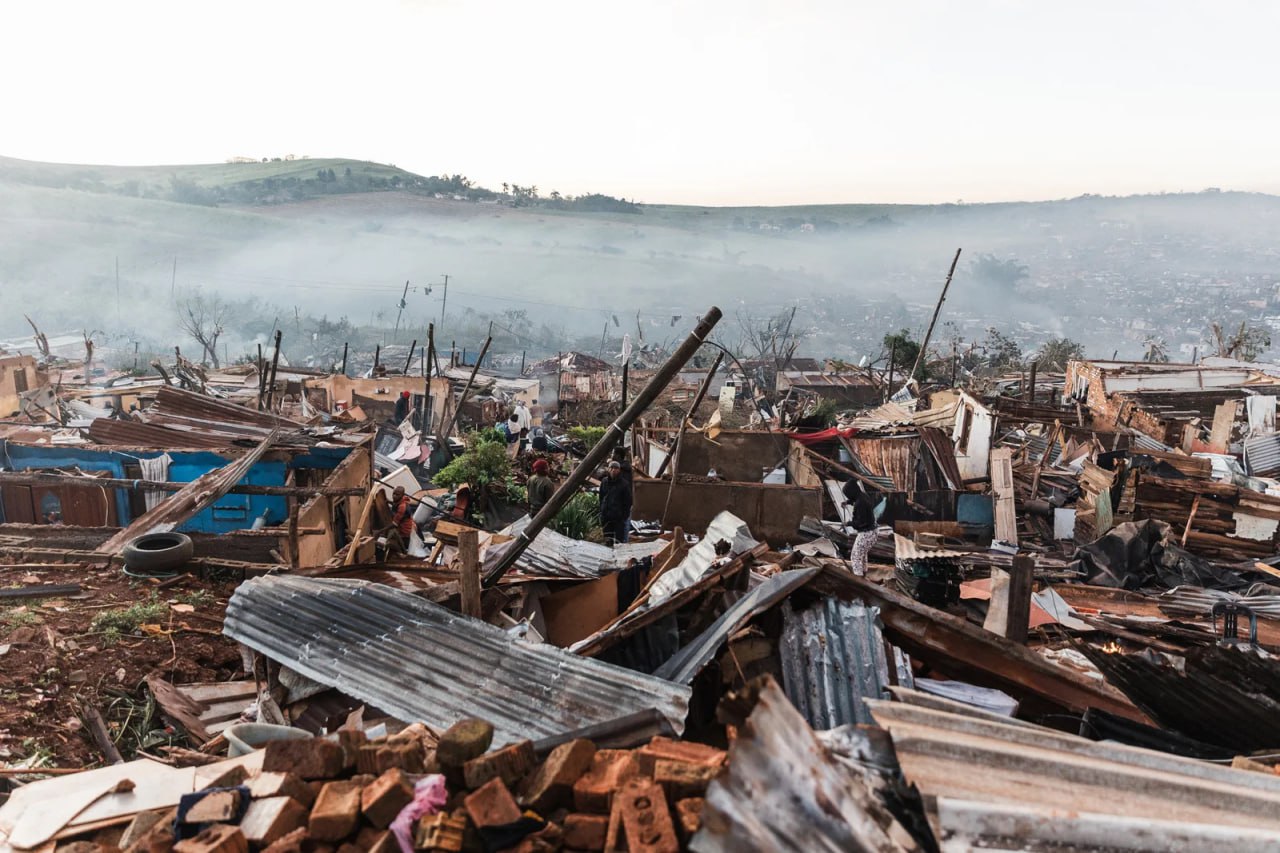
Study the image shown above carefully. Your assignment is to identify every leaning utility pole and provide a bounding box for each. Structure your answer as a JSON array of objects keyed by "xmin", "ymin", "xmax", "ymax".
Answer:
[
  {"xmin": 907, "ymin": 248, "xmax": 962, "ymax": 386},
  {"xmin": 439, "ymin": 274, "xmax": 450, "ymax": 328},
  {"xmin": 483, "ymin": 307, "xmax": 723, "ymax": 587}
]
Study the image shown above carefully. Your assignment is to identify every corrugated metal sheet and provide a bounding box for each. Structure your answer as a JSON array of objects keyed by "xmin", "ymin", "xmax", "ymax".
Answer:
[
  {"xmin": 868, "ymin": 697, "xmax": 1280, "ymax": 838},
  {"xmin": 919, "ymin": 426, "xmax": 964, "ymax": 489},
  {"xmin": 500, "ymin": 516, "xmax": 665, "ymax": 578},
  {"xmin": 779, "ymin": 595, "xmax": 891, "ymax": 728},
  {"xmin": 86, "ymin": 417, "xmax": 233, "ymax": 449},
  {"xmin": 224, "ymin": 576, "xmax": 690, "ymax": 747},
  {"xmin": 1244, "ymin": 432, "xmax": 1280, "ymax": 477},
  {"xmin": 653, "ymin": 568, "xmax": 818, "ymax": 684},
  {"xmin": 893, "ymin": 534, "xmax": 968, "ymax": 561},
  {"xmin": 691, "ymin": 678, "xmax": 916, "ymax": 852},
  {"xmin": 145, "ymin": 386, "xmax": 316, "ymax": 447},
  {"xmin": 841, "ymin": 435, "xmax": 917, "ymax": 490},
  {"xmin": 646, "ymin": 511, "xmax": 758, "ymax": 604}
]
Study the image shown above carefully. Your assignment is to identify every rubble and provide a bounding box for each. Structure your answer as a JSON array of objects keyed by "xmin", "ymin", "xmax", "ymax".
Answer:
[{"xmin": 10, "ymin": 314, "xmax": 1280, "ymax": 849}]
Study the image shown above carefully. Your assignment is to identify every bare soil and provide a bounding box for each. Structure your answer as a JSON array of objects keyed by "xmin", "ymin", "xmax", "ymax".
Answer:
[{"xmin": 0, "ymin": 561, "xmax": 243, "ymax": 770}]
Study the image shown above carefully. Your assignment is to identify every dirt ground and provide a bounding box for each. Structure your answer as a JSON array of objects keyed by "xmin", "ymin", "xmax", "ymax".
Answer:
[{"xmin": 0, "ymin": 561, "xmax": 244, "ymax": 772}]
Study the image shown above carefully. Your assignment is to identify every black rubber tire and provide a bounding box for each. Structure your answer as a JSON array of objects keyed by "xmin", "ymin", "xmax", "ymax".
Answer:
[{"xmin": 122, "ymin": 532, "xmax": 194, "ymax": 574}]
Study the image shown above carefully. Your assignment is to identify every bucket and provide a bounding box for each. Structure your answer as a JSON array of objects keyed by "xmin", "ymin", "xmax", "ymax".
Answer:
[{"xmin": 223, "ymin": 723, "xmax": 312, "ymax": 757}]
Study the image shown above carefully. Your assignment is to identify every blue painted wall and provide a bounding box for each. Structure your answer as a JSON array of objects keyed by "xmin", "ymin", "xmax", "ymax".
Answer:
[{"xmin": 0, "ymin": 442, "xmax": 352, "ymax": 533}]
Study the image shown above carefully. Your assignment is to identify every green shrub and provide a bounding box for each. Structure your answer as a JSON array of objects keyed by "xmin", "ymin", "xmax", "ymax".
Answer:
[
  {"xmin": 433, "ymin": 431, "xmax": 512, "ymax": 492},
  {"xmin": 567, "ymin": 426, "xmax": 607, "ymax": 450},
  {"xmin": 552, "ymin": 491, "xmax": 602, "ymax": 541}
]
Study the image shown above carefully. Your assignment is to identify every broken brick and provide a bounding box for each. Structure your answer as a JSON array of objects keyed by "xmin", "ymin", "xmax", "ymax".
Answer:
[
  {"xmin": 616, "ymin": 778, "xmax": 678, "ymax": 853},
  {"xmin": 201, "ymin": 764, "xmax": 250, "ymax": 790},
  {"xmin": 464, "ymin": 777, "xmax": 522, "ymax": 828},
  {"xmin": 121, "ymin": 807, "xmax": 175, "ymax": 852},
  {"xmin": 172, "ymin": 823, "xmax": 248, "ymax": 853},
  {"xmin": 674, "ymin": 798, "xmax": 703, "ymax": 841},
  {"xmin": 310, "ymin": 780, "xmax": 364, "ymax": 842},
  {"xmin": 654, "ymin": 759, "xmax": 720, "ymax": 800},
  {"xmin": 262, "ymin": 737, "xmax": 344, "ymax": 780},
  {"xmin": 337, "ymin": 728, "xmax": 368, "ymax": 770},
  {"xmin": 563, "ymin": 813, "xmax": 608, "ymax": 851},
  {"xmin": 520, "ymin": 738, "xmax": 597, "ymax": 813},
  {"xmin": 635, "ymin": 737, "xmax": 725, "ymax": 777},
  {"xmin": 240, "ymin": 796, "xmax": 308, "ymax": 847},
  {"xmin": 357, "ymin": 741, "xmax": 425, "ymax": 775},
  {"xmin": 414, "ymin": 811, "xmax": 467, "ymax": 852},
  {"xmin": 463, "ymin": 738, "xmax": 536, "ymax": 789},
  {"xmin": 180, "ymin": 788, "xmax": 245, "ymax": 825},
  {"xmin": 572, "ymin": 749, "xmax": 639, "ymax": 814},
  {"xmin": 436, "ymin": 718, "xmax": 494, "ymax": 767},
  {"xmin": 360, "ymin": 768, "xmax": 414, "ymax": 829},
  {"xmin": 260, "ymin": 827, "xmax": 309, "ymax": 853},
  {"xmin": 249, "ymin": 772, "xmax": 316, "ymax": 808}
]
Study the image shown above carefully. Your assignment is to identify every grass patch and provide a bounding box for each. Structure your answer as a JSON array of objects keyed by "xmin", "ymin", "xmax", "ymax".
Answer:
[
  {"xmin": 1, "ymin": 608, "xmax": 40, "ymax": 628},
  {"xmin": 90, "ymin": 599, "xmax": 168, "ymax": 637},
  {"xmin": 175, "ymin": 589, "xmax": 213, "ymax": 608}
]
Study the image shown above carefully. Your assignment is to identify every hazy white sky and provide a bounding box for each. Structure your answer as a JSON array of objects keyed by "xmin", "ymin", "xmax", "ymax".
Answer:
[{"xmin": 3, "ymin": 0, "xmax": 1277, "ymax": 205}]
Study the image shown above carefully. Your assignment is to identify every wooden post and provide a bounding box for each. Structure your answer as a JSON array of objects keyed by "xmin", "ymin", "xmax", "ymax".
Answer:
[
  {"xmin": 908, "ymin": 248, "xmax": 962, "ymax": 383},
  {"xmin": 655, "ymin": 351, "xmax": 723, "ymax": 479},
  {"xmin": 437, "ymin": 336, "xmax": 493, "ymax": 453},
  {"xmin": 340, "ymin": 342, "xmax": 348, "ymax": 377},
  {"xmin": 458, "ymin": 528, "xmax": 481, "ymax": 619},
  {"xmin": 886, "ymin": 340, "xmax": 896, "ymax": 402},
  {"xmin": 424, "ymin": 323, "xmax": 435, "ymax": 433},
  {"xmin": 1027, "ymin": 361, "xmax": 1038, "ymax": 403},
  {"xmin": 287, "ymin": 500, "xmax": 300, "ymax": 570},
  {"xmin": 403, "ymin": 339, "xmax": 417, "ymax": 374},
  {"xmin": 265, "ymin": 330, "xmax": 283, "ymax": 412},
  {"xmin": 256, "ymin": 343, "xmax": 266, "ymax": 410},
  {"xmin": 1006, "ymin": 555, "xmax": 1034, "ymax": 644},
  {"xmin": 984, "ymin": 554, "xmax": 1034, "ymax": 643},
  {"xmin": 344, "ymin": 486, "xmax": 379, "ymax": 566}
]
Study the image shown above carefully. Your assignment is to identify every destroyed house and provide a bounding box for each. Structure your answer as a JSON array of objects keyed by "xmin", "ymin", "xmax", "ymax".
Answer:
[
  {"xmin": 0, "ymin": 353, "xmax": 45, "ymax": 418},
  {"xmin": 631, "ymin": 427, "xmax": 820, "ymax": 544},
  {"xmin": 525, "ymin": 351, "xmax": 619, "ymax": 406},
  {"xmin": 775, "ymin": 368, "xmax": 881, "ymax": 408},
  {"xmin": 0, "ymin": 440, "xmax": 357, "ymax": 534},
  {"xmin": 1066, "ymin": 359, "xmax": 1280, "ymax": 449}
]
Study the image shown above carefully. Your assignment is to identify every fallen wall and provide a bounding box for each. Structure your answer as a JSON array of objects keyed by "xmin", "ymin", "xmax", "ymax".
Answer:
[{"xmin": 633, "ymin": 478, "xmax": 820, "ymax": 545}]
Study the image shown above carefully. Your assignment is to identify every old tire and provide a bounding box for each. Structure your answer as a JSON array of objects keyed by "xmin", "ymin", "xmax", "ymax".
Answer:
[{"xmin": 122, "ymin": 532, "xmax": 194, "ymax": 575}]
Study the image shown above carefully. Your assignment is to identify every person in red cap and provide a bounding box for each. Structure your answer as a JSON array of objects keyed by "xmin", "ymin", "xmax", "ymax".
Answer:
[
  {"xmin": 527, "ymin": 458, "xmax": 554, "ymax": 515},
  {"xmin": 393, "ymin": 390, "xmax": 411, "ymax": 424}
]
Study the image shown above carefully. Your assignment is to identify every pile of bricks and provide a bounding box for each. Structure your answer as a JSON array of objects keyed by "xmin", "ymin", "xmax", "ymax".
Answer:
[{"xmin": 107, "ymin": 719, "xmax": 726, "ymax": 852}]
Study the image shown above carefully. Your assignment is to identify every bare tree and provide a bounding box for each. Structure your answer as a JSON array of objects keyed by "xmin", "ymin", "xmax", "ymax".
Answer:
[
  {"xmin": 179, "ymin": 293, "xmax": 226, "ymax": 368},
  {"xmin": 1207, "ymin": 320, "xmax": 1271, "ymax": 361}
]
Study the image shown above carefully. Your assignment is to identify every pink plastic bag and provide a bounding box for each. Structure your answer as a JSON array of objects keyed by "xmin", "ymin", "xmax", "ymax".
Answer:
[{"xmin": 391, "ymin": 774, "xmax": 449, "ymax": 852}]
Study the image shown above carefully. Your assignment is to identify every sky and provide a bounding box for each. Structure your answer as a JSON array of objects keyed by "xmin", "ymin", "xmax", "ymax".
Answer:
[{"xmin": 3, "ymin": 0, "xmax": 1278, "ymax": 206}]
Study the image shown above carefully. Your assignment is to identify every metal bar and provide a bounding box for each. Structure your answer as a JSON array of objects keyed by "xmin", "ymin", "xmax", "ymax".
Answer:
[{"xmin": 483, "ymin": 307, "xmax": 723, "ymax": 587}]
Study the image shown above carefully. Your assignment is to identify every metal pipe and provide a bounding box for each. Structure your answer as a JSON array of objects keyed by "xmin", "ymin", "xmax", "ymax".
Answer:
[{"xmin": 482, "ymin": 306, "xmax": 722, "ymax": 586}]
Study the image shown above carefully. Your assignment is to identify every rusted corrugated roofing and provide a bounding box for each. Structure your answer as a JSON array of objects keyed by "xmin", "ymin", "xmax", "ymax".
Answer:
[
  {"xmin": 224, "ymin": 576, "xmax": 690, "ymax": 747},
  {"xmin": 779, "ymin": 595, "xmax": 891, "ymax": 728},
  {"xmin": 86, "ymin": 417, "xmax": 234, "ymax": 449}
]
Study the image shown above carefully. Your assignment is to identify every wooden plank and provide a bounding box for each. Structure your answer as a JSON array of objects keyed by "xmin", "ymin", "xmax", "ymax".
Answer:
[
  {"xmin": 458, "ymin": 528, "xmax": 481, "ymax": 619},
  {"xmin": 990, "ymin": 448, "xmax": 1017, "ymax": 546},
  {"xmin": 1208, "ymin": 401, "xmax": 1238, "ymax": 453}
]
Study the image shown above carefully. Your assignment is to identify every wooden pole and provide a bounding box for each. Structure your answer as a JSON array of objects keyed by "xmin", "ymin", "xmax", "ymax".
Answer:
[
  {"xmin": 1027, "ymin": 361, "xmax": 1038, "ymax": 403},
  {"xmin": 437, "ymin": 336, "xmax": 493, "ymax": 453},
  {"xmin": 424, "ymin": 323, "xmax": 435, "ymax": 434},
  {"xmin": 484, "ymin": 307, "xmax": 723, "ymax": 586},
  {"xmin": 886, "ymin": 340, "xmax": 896, "ymax": 402},
  {"xmin": 265, "ymin": 330, "xmax": 282, "ymax": 412},
  {"xmin": 908, "ymin": 248, "xmax": 962, "ymax": 384},
  {"xmin": 1181, "ymin": 494, "xmax": 1202, "ymax": 548},
  {"xmin": 458, "ymin": 528, "xmax": 481, "ymax": 619},
  {"xmin": 344, "ymin": 486, "xmax": 379, "ymax": 567},
  {"xmin": 340, "ymin": 342, "xmax": 348, "ymax": 377},
  {"xmin": 256, "ymin": 344, "xmax": 266, "ymax": 411},
  {"xmin": 654, "ymin": 351, "xmax": 722, "ymax": 479},
  {"xmin": 287, "ymin": 500, "xmax": 300, "ymax": 570},
  {"xmin": 403, "ymin": 339, "xmax": 417, "ymax": 374}
]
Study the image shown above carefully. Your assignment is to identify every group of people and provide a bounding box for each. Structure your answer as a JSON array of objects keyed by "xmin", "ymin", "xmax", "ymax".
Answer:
[{"xmin": 526, "ymin": 452, "xmax": 633, "ymax": 545}]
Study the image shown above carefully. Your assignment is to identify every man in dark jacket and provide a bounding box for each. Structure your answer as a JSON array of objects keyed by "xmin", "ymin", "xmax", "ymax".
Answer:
[
  {"xmin": 842, "ymin": 479, "xmax": 879, "ymax": 576},
  {"xmin": 393, "ymin": 390, "xmax": 411, "ymax": 424},
  {"xmin": 599, "ymin": 460, "xmax": 633, "ymax": 545}
]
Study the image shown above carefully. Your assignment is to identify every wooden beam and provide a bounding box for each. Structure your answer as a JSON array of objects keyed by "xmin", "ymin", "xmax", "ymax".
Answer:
[
  {"xmin": 0, "ymin": 470, "xmax": 364, "ymax": 498},
  {"xmin": 458, "ymin": 528, "xmax": 481, "ymax": 619}
]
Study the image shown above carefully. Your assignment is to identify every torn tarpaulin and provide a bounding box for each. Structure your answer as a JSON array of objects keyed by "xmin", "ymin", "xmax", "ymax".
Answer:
[{"xmin": 1069, "ymin": 519, "xmax": 1246, "ymax": 591}]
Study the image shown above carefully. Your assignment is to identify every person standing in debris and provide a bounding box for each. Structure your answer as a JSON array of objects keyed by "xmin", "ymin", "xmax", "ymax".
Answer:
[
  {"xmin": 393, "ymin": 390, "xmax": 411, "ymax": 424},
  {"xmin": 843, "ymin": 479, "xmax": 879, "ymax": 576},
  {"xmin": 513, "ymin": 400, "xmax": 532, "ymax": 433},
  {"xmin": 527, "ymin": 458, "xmax": 554, "ymax": 515},
  {"xmin": 381, "ymin": 485, "xmax": 417, "ymax": 559},
  {"xmin": 600, "ymin": 460, "xmax": 633, "ymax": 545}
]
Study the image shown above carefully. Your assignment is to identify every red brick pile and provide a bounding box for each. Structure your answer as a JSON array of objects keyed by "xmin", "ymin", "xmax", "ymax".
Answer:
[{"xmin": 108, "ymin": 720, "xmax": 726, "ymax": 852}]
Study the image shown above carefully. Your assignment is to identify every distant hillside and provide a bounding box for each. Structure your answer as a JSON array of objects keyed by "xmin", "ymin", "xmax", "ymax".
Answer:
[{"xmin": 0, "ymin": 155, "xmax": 640, "ymax": 213}]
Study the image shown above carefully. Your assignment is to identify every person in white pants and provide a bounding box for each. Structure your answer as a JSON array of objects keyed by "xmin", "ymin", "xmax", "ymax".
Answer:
[{"xmin": 843, "ymin": 479, "xmax": 879, "ymax": 576}]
